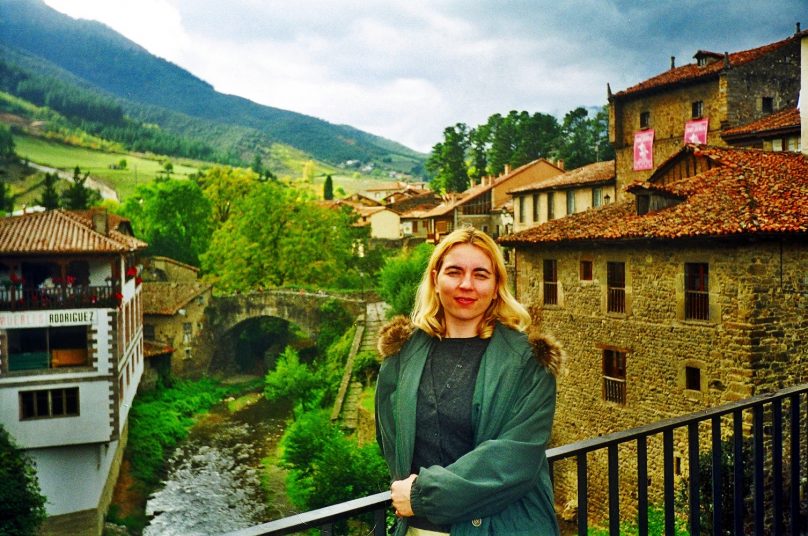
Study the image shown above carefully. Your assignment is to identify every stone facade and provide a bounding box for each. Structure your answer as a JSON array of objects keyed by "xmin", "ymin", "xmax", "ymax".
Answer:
[
  {"xmin": 514, "ymin": 237, "xmax": 808, "ymax": 521},
  {"xmin": 609, "ymin": 34, "xmax": 802, "ymax": 196}
]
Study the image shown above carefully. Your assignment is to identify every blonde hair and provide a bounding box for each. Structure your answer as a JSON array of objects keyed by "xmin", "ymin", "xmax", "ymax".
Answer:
[{"xmin": 411, "ymin": 227, "xmax": 531, "ymax": 338}]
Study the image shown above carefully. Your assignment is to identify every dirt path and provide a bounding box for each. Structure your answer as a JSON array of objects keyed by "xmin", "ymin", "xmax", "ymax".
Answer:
[{"xmin": 28, "ymin": 162, "xmax": 119, "ymax": 202}]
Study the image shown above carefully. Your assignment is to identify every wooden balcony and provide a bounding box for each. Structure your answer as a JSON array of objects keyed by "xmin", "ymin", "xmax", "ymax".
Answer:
[{"xmin": 0, "ymin": 285, "xmax": 119, "ymax": 311}]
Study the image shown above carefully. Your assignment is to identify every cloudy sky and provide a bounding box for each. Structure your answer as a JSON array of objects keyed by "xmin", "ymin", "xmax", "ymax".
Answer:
[{"xmin": 43, "ymin": 0, "xmax": 804, "ymax": 153}]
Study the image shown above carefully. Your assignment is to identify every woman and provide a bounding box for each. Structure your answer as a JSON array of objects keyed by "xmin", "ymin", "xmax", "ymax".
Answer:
[{"xmin": 375, "ymin": 227, "xmax": 564, "ymax": 536}]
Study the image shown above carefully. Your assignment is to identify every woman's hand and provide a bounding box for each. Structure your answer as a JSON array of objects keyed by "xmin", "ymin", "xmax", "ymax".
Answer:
[{"xmin": 391, "ymin": 474, "xmax": 418, "ymax": 517}]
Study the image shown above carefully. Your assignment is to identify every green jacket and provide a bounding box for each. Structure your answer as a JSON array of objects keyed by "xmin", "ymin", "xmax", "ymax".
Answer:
[{"xmin": 375, "ymin": 321, "xmax": 560, "ymax": 535}]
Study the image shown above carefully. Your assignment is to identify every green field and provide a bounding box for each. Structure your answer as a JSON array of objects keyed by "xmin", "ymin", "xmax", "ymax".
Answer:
[{"xmin": 12, "ymin": 134, "xmax": 203, "ymax": 200}]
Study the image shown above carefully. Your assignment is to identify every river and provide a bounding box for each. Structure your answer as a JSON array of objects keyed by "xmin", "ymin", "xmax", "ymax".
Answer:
[{"xmin": 143, "ymin": 393, "xmax": 295, "ymax": 535}]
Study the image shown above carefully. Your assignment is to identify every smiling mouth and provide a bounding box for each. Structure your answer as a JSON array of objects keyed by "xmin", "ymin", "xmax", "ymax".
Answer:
[{"xmin": 454, "ymin": 297, "xmax": 476, "ymax": 305}]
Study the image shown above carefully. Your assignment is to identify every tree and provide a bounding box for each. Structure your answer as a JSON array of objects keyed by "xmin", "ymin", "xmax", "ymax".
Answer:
[
  {"xmin": 0, "ymin": 181, "xmax": 13, "ymax": 214},
  {"xmin": 0, "ymin": 424, "xmax": 47, "ymax": 536},
  {"xmin": 323, "ymin": 174, "xmax": 334, "ymax": 200},
  {"xmin": 37, "ymin": 172, "xmax": 60, "ymax": 210},
  {"xmin": 61, "ymin": 166, "xmax": 101, "ymax": 209},
  {"xmin": 302, "ymin": 160, "xmax": 316, "ymax": 182},
  {"xmin": 201, "ymin": 182, "xmax": 364, "ymax": 292},
  {"xmin": 557, "ymin": 106, "xmax": 612, "ymax": 170},
  {"xmin": 0, "ymin": 124, "xmax": 15, "ymax": 162},
  {"xmin": 119, "ymin": 179, "xmax": 212, "ymax": 266},
  {"xmin": 426, "ymin": 123, "xmax": 469, "ymax": 193},
  {"xmin": 378, "ymin": 242, "xmax": 434, "ymax": 317},
  {"xmin": 195, "ymin": 165, "xmax": 259, "ymax": 225}
]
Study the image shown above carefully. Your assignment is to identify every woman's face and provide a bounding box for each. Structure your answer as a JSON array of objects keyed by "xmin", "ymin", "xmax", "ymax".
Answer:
[{"xmin": 433, "ymin": 243, "xmax": 497, "ymax": 337}]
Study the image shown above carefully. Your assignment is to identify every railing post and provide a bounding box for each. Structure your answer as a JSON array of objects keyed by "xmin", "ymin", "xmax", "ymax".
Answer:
[
  {"xmin": 710, "ymin": 415, "xmax": 723, "ymax": 536},
  {"xmin": 789, "ymin": 394, "xmax": 800, "ymax": 536},
  {"xmin": 772, "ymin": 399, "xmax": 784, "ymax": 536},
  {"xmin": 607, "ymin": 444, "xmax": 619, "ymax": 536},
  {"xmin": 753, "ymin": 404, "xmax": 764, "ymax": 536},
  {"xmin": 663, "ymin": 429, "xmax": 675, "ymax": 536},
  {"xmin": 576, "ymin": 452, "xmax": 588, "ymax": 536},
  {"xmin": 636, "ymin": 435, "xmax": 648, "ymax": 536},
  {"xmin": 687, "ymin": 421, "xmax": 700, "ymax": 536},
  {"xmin": 733, "ymin": 409, "xmax": 745, "ymax": 536}
]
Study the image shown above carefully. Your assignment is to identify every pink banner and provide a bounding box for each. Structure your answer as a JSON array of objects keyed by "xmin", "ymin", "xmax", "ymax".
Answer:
[
  {"xmin": 684, "ymin": 118, "xmax": 709, "ymax": 144},
  {"xmin": 633, "ymin": 130, "xmax": 654, "ymax": 171}
]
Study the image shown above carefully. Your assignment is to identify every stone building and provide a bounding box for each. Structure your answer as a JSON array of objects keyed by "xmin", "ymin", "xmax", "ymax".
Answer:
[
  {"xmin": 608, "ymin": 27, "xmax": 805, "ymax": 197},
  {"xmin": 508, "ymin": 160, "xmax": 616, "ymax": 233},
  {"xmin": 0, "ymin": 209, "xmax": 146, "ymax": 535},
  {"xmin": 722, "ymin": 106, "xmax": 801, "ymax": 151},
  {"xmin": 499, "ymin": 145, "xmax": 808, "ymax": 522}
]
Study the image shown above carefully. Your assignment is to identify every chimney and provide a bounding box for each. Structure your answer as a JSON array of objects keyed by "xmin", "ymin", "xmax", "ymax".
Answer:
[
  {"xmin": 92, "ymin": 210, "xmax": 109, "ymax": 236},
  {"xmin": 503, "ymin": 164, "xmax": 512, "ymax": 176},
  {"xmin": 723, "ymin": 52, "xmax": 730, "ymax": 69},
  {"xmin": 557, "ymin": 159, "xmax": 565, "ymax": 171},
  {"xmin": 796, "ymin": 22, "xmax": 801, "ymax": 34},
  {"xmin": 671, "ymin": 56, "xmax": 675, "ymax": 69},
  {"xmin": 802, "ymin": 32, "xmax": 807, "ymax": 154}
]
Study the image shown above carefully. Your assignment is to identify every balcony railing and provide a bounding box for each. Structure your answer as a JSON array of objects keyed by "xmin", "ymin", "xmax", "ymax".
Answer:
[
  {"xmin": 0, "ymin": 285, "xmax": 119, "ymax": 311},
  {"xmin": 224, "ymin": 382, "xmax": 808, "ymax": 536}
]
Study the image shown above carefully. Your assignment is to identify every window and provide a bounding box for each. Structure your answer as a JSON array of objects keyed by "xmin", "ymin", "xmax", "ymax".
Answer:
[
  {"xmin": 762, "ymin": 96, "xmax": 774, "ymax": 114},
  {"xmin": 606, "ymin": 262, "xmax": 626, "ymax": 313},
  {"xmin": 691, "ymin": 100, "xmax": 703, "ymax": 118},
  {"xmin": 532, "ymin": 194, "xmax": 539, "ymax": 222},
  {"xmin": 519, "ymin": 196, "xmax": 526, "ymax": 223},
  {"xmin": 580, "ymin": 260, "xmax": 593, "ymax": 281},
  {"xmin": 640, "ymin": 111, "xmax": 650, "ymax": 129},
  {"xmin": 685, "ymin": 366, "xmax": 701, "ymax": 391},
  {"xmin": 592, "ymin": 187, "xmax": 603, "ymax": 208},
  {"xmin": 547, "ymin": 192, "xmax": 555, "ymax": 220},
  {"xmin": 413, "ymin": 221, "xmax": 418, "ymax": 233},
  {"xmin": 602, "ymin": 349, "xmax": 626, "ymax": 405},
  {"xmin": 20, "ymin": 387, "xmax": 79, "ymax": 420},
  {"xmin": 685, "ymin": 263, "xmax": 709, "ymax": 320},
  {"xmin": 543, "ymin": 259, "xmax": 558, "ymax": 305},
  {"xmin": 566, "ymin": 191, "xmax": 575, "ymax": 215},
  {"xmin": 143, "ymin": 324, "xmax": 155, "ymax": 340}
]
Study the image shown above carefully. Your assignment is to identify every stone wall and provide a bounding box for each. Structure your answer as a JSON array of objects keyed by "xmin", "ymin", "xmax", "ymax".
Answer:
[{"xmin": 514, "ymin": 237, "xmax": 808, "ymax": 522}]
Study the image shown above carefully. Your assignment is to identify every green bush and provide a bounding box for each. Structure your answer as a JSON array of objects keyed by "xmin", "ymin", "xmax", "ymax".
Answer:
[
  {"xmin": 264, "ymin": 346, "xmax": 322, "ymax": 409},
  {"xmin": 0, "ymin": 424, "xmax": 46, "ymax": 536},
  {"xmin": 378, "ymin": 242, "xmax": 434, "ymax": 317},
  {"xmin": 316, "ymin": 299, "xmax": 354, "ymax": 351}
]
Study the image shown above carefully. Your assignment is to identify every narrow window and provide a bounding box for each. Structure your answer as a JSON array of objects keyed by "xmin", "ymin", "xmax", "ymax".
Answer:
[
  {"xmin": 413, "ymin": 221, "xmax": 418, "ymax": 233},
  {"xmin": 580, "ymin": 260, "xmax": 593, "ymax": 281},
  {"xmin": 691, "ymin": 100, "xmax": 703, "ymax": 118},
  {"xmin": 20, "ymin": 388, "xmax": 80, "ymax": 420},
  {"xmin": 519, "ymin": 196, "xmax": 525, "ymax": 223},
  {"xmin": 761, "ymin": 96, "xmax": 774, "ymax": 114},
  {"xmin": 543, "ymin": 259, "xmax": 558, "ymax": 305},
  {"xmin": 592, "ymin": 187, "xmax": 603, "ymax": 208},
  {"xmin": 602, "ymin": 349, "xmax": 627, "ymax": 405},
  {"xmin": 566, "ymin": 191, "xmax": 575, "ymax": 215},
  {"xmin": 607, "ymin": 262, "xmax": 626, "ymax": 313},
  {"xmin": 685, "ymin": 263, "xmax": 709, "ymax": 320},
  {"xmin": 547, "ymin": 192, "xmax": 555, "ymax": 220},
  {"xmin": 532, "ymin": 193, "xmax": 539, "ymax": 222},
  {"xmin": 685, "ymin": 366, "xmax": 701, "ymax": 391},
  {"xmin": 640, "ymin": 111, "xmax": 650, "ymax": 129}
]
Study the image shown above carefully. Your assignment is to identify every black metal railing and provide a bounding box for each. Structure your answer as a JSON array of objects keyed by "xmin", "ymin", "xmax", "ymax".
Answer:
[
  {"xmin": 224, "ymin": 383, "xmax": 808, "ymax": 536},
  {"xmin": 0, "ymin": 285, "xmax": 119, "ymax": 310}
]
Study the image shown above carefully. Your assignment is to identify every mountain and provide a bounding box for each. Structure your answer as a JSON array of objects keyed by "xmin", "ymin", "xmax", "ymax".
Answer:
[{"xmin": 0, "ymin": 0, "xmax": 426, "ymax": 172}]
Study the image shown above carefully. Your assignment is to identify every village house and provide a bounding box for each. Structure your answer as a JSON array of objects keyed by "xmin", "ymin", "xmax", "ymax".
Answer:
[
  {"xmin": 0, "ymin": 209, "xmax": 146, "ymax": 535},
  {"xmin": 508, "ymin": 160, "xmax": 616, "ymax": 233},
  {"xmin": 140, "ymin": 256, "xmax": 212, "ymax": 385},
  {"xmin": 419, "ymin": 158, "xmax": 565, "ymax": 241},
  {"xmin": 499, "ymin": 144, "xmax": 808, "ymax": 522},
  {"xmin": 721, "ymin": 105, "xmax": 801, "ymax": 151},
  {"xmin": 608, "ymin": 26, "xmax": 805, "ymax": 197}
]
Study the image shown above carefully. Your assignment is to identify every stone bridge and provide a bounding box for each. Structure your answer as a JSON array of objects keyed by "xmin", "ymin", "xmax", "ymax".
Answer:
[{"xmin": 189, "ymin": 289, "xmax": 366, "ymax": 375}]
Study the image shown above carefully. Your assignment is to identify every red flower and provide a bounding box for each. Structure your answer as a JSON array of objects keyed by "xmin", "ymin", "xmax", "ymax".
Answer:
[
  {"xmin": 135, "ymin": 276, "xmax": 143, "ymax": 286},
  {"xmin": 9, "ymin": 272, "xmax": 21, "ymax": 284},
  {"xmin": 126, "ymin": 266, "xmax": 138, "ymax": 277},
  {"xmin": 66, "ymin": 275, "xmax": 76, "ymax": 285}
]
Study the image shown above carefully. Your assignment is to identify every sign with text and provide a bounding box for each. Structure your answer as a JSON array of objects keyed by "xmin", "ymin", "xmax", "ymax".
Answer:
[
  {"xmin": 633, "ymin": 130, "xmax": 655, "ymax": 171},
  {"xmin": 684, "ymin": 118, "xmax": 709, "ymax": 144},
  {"xmin": 0, "ymin": 309, "xmax": 98, "ymax": 329}
]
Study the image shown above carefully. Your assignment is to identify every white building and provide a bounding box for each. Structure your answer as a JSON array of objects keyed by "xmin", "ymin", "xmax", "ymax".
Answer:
[{"xmin": 0, "ymin": 209, "xmax": 146, "ymax": 535}]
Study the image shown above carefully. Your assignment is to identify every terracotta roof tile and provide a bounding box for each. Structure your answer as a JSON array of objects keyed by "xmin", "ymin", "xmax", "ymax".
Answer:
[
  {"xmin": 500, "ymin": 145, "xmax": 808, "ymax": 246},
  {"xmin": 508, "ymin": 160, "xmax": 615, "ymax": 194},
  {"xmin": 0, "ymin": 209, "xmax": 147, "ymax": 254},
  {"xmin": 142, "ymin": 281, "xmax": 211, "ymax": 315},
  {"xmin": 722, "ymin": 107, "xmax": 800, "ymax": 138},
  {"xmin": 144, "ymin": 339, "xmax": 174, "ymax": 357},
  {"xmin": 614, "ymin": 33, "xmax": 801, "ymax": 98}
]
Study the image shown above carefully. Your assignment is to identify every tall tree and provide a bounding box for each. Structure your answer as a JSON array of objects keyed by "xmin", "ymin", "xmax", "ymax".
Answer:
[
  {"xmin": 37, "ymin": 172, "xmax": 60, "ymax": 210},
  {"xmin": 119, "ymin": 179, "xmax": 212, "ymax": 266},
  {"xmin": 426, "ymin": 123, "xmax": 469, "ymax": 193},
  {"xmin": 195, "ymin": 165, "xmax": 258, "ymax": 224},
  {"xmin": 61, "ymin": 166, "xmax": 101, "ymax": 209},
  {"xmin": 0, "ymin": 180, "xmax": 13, "ymax": 214},
  {"xmin": 323, "ymin": 174, "xmax": 334, "ymax": 200},
  {"xmin": 0, "ymin": 424, "xmax": 47, "ymax": 536},
  {"xmin": 557, "ymin": 106, "xmax": 612, "ymax": 170},
  {"xmin": 0, "ymin": 124, "xmax": 15, "ymax": 162},
  {"xmin": 202, "ymin": 182, "xmax": 364, "ymax": 291}
]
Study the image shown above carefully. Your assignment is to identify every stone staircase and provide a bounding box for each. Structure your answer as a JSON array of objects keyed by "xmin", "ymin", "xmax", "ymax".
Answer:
[{"xmin": 332, "ymin": 302, "xmax": 389, "ymax": 434}]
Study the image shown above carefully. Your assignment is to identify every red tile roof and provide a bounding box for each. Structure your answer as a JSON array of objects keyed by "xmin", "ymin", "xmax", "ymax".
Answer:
[
  {"xmin": 500, "ymin": 145, "xmax": 808, "ymax": 246},
  {"xmin": 614, "ymin": 33, "xmax": 802, "ymax": 99},
  {"xmin": 0, "ymin": 209, "xmax": 147, "ymax": 254},
  {"xmin": 722, "ymin": 107, "xmax": 800, "ymax": 138},
  {"xmin": 142, "ymin": 281, "xmax": 211, "ymax": 315},
  {"xmin": 508, "ymin": 160, "xmax": 615, "ymax": 194},
  {"xmin": 144, "ymin": 339, "xmax": 174, "ymax": 358}
]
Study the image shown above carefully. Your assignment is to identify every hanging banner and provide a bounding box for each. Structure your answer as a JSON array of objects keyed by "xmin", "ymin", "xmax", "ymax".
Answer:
[
  {"xmin": 684, "ymin": 118, "xmax": 709, "ymax": 144},
  {"xmin": 633, "ymin": 130, "xmax": 655, "ymax": 171}
]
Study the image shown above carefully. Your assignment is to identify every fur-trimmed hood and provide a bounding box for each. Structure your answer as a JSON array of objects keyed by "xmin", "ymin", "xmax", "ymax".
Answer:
[{"xmin": 377, "ymin": 315, "xmax": 565, "ymax": 377}]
